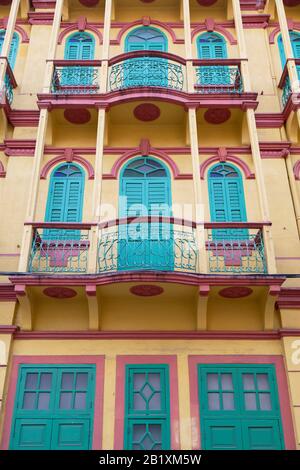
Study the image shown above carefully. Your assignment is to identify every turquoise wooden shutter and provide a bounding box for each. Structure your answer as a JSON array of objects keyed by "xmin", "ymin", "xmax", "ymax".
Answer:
[
  {"xmin": 46, "ymin": 180, "xmax": 67, "ymax": 223},
  {"xmin": 0, "ymin": 31, "xmax": 19, "ymax": 70},
  {"xmin": 197, "ymin": 33, "xmax": 228, "ymax": 86},
  {"xmin": 64, "ymin": 180, "xmax": 83, "ymax": 223}
]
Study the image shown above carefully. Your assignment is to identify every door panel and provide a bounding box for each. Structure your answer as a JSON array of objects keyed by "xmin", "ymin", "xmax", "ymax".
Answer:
[
  {"xmin": 242, "ymin": 420, "xmax": 283, "ymax": 450},
  {"xmin": 51, "ymin": 419, "xmax": 90, "ymax": 450},
  {"xmin": 12, "ymin": 419, "xmax": 52, "ymax": 450},
  {"xmin": 203, "ymin": 419, "xmax": 243, "ymax": 450}
]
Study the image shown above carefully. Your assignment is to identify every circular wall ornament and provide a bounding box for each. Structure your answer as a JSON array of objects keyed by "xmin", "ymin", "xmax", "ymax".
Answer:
[
  {"xmin": 283, "ymin": 0, "xmax": 300, "ymax": 5},
  {"xmin": 64, "ymin": 108, "xmax": 91, "ymax": 125},
  {"xmin": 130, "ymin": 285, "xmax": 164, "ymax": 297},
  {"xmin": 219, "ymin": 287, "xmax": 253, "ymax": 299},
  {"xmin": 204, "ymin": 108, "xmax": 231, "ymax": 124},
  {"xmin": 79, "ymin": 0, "xmax": 99, "ymax": 6},
  {"xmin": 197, "ymin": 0, "xmax": 218, "ymax": 5},
  {"xmin": 133, "ymin": 103, "xmax": 161, "ymax": 121},
  {"xmin": 43, "ymin": 287, "xmax": 77, "ymax": 299}
]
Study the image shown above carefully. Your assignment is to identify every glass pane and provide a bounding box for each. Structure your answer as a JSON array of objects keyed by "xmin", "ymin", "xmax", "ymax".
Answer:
[
  {"xmin": 208, "ymin": 392, "xmax": 220, "ymax": 410},
  {"xmin": 148, "ymin": 392, "xmax": 161, "ymax": 411},
  {"xmin": 142, "ymin": 384, "xmax": 153, "ymax": 400},
  {"xmin": 243, "ymin": 374, "xmax": 255, "ymax": 391},
  {"xmin": 40, "ymin": 373, "xmax": 52, "ymax": 390},
  {"xmin": 25, "ymin": 373, "xmax": 38, "ymax": 390},
  {"xmin": 221, "ymin": 374, "xmax": 233, "ymax": 391},
  {"xmin": 38, "ymin": 392, "xmax": 50, "ymax": 410},
  {"xmin": 257, "ymin": 374, "xmax": 270, "ymax": 391},
  {"xmin": 222, "ymin": 393, "xmax": 235, "ymax": 410},
  {"xmin": 22, "ymin": 392, "xmax": 36, "ymax": 409},
  {"xmin": 74, "ymin": 392, "xmax": 86, "ymax": 409},
  {"xmin": 244, "ymin": 393, "xmax": 257, "ymax": 410},
  {"xmin": 133, "ymin": 373, "xmax": 146, "ymax": 391},
  {"xmin": 61, "ymin": 373, "xmax": 74, "ymax": 390},
  {"xmin": 141, "ymin": 434, "xmax": 154, "ymax": 450},
  {"xmin": 149, "ymin": 424, "xmax": 162, "ymax": 442},
  {"xmin": 133, "ymin": 423, "xmax": 146, "ymax": 442},
  {"xmin": 76, "ymin": 373, "xmax": 88, "ymax": 390},
  {"xmin": 59, "ymin": 392, "xmax": 72, "ymax": 409},
  {"xmin": 148, "ymin": 373, "xmax": 161, "ymax": 391},
  {"xmin": 132, "ymin": 444, "xmax": 141, "ymax": 450},
  {"xmin": 259, "ymin": 393, "xmax": 272, "ymax": 411},
  {"xmin": 207, "ymin": 374, "xmax": 219, "ymax": 390},
  {"xmin": 133, "ymin": 393, "xmax": 146, "ymax": 411}
]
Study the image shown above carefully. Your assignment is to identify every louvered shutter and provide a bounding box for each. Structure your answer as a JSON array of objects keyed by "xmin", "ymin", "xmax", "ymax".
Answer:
[
  {"xmin": 209, "ymin": 180, "xmax": 227, "ymax": 222},
  {"xmin": 225, "ymin": 180, "xmax": 244, "ymax": 222},
  {"xmin": 46, "ymin": 180, "xmax": 66, "ymax": 222},
  {"xmin": 81, "ymin": 43, "xmax": 93, "ymax": 60},
  {"xmin": 64, "ymin": 180, "xmax": 83, "ymax": 222},
  {"xmin": 66, "ymin": 43, "xmax": 80, "ymax": 60}
]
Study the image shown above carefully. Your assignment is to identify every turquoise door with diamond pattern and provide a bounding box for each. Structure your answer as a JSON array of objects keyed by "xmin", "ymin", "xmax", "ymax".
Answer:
[
  {"xmin": 198, "ymin": 364, "xmax": 284, "ymax": 450},
  {"xmin": 119, "ymin": 157, "xmax": 173, "ymax": 271},
  {"xmin": 10, "ymin": 365, "xmax": 95, "ymax": 450},
  {"xmin": 125, "ymin": 26, "xmax": 168, "ymax": 88},
  {"xmin": 124, "ymin": 365, "xmax": 170, "ymax": 450}
]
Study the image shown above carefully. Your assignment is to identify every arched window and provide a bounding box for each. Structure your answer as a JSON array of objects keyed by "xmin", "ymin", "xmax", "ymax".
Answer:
[
  {"xmin": 119, "ymin": 157, "xmax": 173, "ymax": 270},
  {"xmin": 0, "ymin": 31, "xmax": 19, "ymax": 69},
  {"xmin": 208, "ymin": 163, "xmax": 247, "ymax": 238},
  {"xmin": 65, "ymin": 32, "xmax": 95, "ymax": 60},
  {"xmin": 45, "ymin": 163, "xmax": 85, "ymax": 237},
  {"xmin": 125, "ymin": 26, "xmax": 167, "ymax": 52},
  {"xmin": 197, "ymin": 32, "xmax": 227, "ymax": 59},
  {"xmin": 278, "ymin": 32, "xmax": 300, "ymax": 68}
]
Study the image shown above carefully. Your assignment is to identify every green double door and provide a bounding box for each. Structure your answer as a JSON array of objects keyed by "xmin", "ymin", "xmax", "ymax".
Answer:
[
  {"xmin": 10, "ymin": 365, "xmax": 95, "ymax": 450},
  {"xmin": 198, "ymin": 365, "xmax": 284, "ymax": 450}
]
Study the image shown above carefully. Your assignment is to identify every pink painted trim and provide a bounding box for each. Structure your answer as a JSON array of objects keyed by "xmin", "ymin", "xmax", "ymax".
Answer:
[
  {"xmin": 0, "ymin": 284, "xmax": 16, "ymax": 302},
  {"xmin": 7, "ymin": 110, "xmax": 40, "ymax": 127},
  {"xmin": 58, "ymin": 24, "xmax": 103, "ymax": 45},
  {"xmin": 110, "ymin": 20, "xmax": 184, "ymax": 46},
  {"xmin": 200, "ymin": 155, "xmax": 255, "ymax": 179},
  {"xmin": 1, "ymin": 355, "xmax": 105, "ymax": 450},
  {"xmin": 109, "ymin": 51, "xmax": 186, "ymax": 66},
  {"xmin": 0, "ymin": 160, "xmax": 5, "ymax": 178},
  {"xmin": 188, "ymin": 355, "xmax": 296, "ymax": 450},
  {"xmin": 191, "ymin": 24, "xmax": 237, "ymax": 44},
  {"xmin": 293, "ymin": 160, "xmax": 300, "ymax": 180},
  {"xmin": 0, "ymin": 21, "xmax": 29, "ymax": 43},
  {"xmin": 40, "ymin": 155, "xmax": 94, "ymax": 180},
  {"xmin": 114, "ymin": 355, "xmax": 180, "ymax": 450}
]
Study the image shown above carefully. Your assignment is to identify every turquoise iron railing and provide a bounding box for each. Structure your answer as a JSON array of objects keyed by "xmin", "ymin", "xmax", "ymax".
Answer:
[
  {"xmin": 51, "ymin": 60, "xmax": 101, "ymax": 95},
  {"xmin": 193, "ymin": 59, "xmax": 243, "ymax": 94},
  {"xmin": 28, "ymin": 223, "xmax": 92, "ymax": 273},
  {"xmin": 0, "ymin": 59, "xmax": 17, "ymax": 105},
  {"xmin": 109, "ymin": 51, "xmax": 185, "ymax": 92},
  {"xmin": 97, "ymin": 218, "xmax": 197, "ymax": 273},
  {"xmin": 206, "ymin": 223, "xmax": 267, "ymax": 274},
  {"xmin": 278, "ymin": 60, "xmax": 300, "ymax": 108}
]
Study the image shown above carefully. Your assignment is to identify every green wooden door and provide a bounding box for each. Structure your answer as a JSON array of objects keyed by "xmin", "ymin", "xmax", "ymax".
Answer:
[
  {"xmin": 10, "ymin": 365, "xmax": 95, "ymax": 450},
  {"xmin": 198, "ymin": 364, "xmax": 284, "ymax": 450},
  {"xmin": 124, "ymin": 365, "xmax": 171, "ymax": 450}
]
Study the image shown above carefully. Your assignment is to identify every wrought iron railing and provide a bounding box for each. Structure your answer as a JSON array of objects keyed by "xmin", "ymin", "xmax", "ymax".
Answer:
[
  {"xmin": 109, "ymin": 51, "xmax": 185, "ymax": 92},
  {"xmin": 278, "ymin": 59, "xmax": 300, "ymax": 108},
  {"xmin": 0, "ymin": 58, "xmax": 17, "ymax": 105},
  {"xmin": 97, "ymin": 217, "xmax": 197, "ymax": 273},
  {"xmin": 28, "ymin": 223, "xmax": 92, "ymax": 273},
  {"xmin": 51, "ymin": 60, "xmax": 101, "ymax": 95},
  {"xmin": 205, "ymin": 223, "xmax": 267, "ymax": 274},
  {"xmin": 193, "ymin": 59, "xmax": 243, "ymax": 94}
]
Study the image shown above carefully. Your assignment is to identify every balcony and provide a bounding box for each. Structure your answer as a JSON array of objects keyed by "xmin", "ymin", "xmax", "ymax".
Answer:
[
  {"xmin": 50, "ymin": 60, "xmax": 102, "ymax": 95},
  {"xmin": 26, "ymin": 221, "xmax": 268, "ymax": 275},
  {"xmin": 108, "ymin": 51, "xmax": 186, "ymax": 92},
  {"xmin": 193, "ymin": 59, "xmax": 244, "ymax": 95},
  {"xmin": 278, "ymin": 59, "xmax": 300, "ymax": 108},
  {"xmin": 0, "ymin": 58, "xmax": 17, "ymax": 106}
]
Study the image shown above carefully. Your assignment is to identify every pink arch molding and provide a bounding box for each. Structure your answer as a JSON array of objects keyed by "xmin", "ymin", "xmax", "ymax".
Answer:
[
  {"xmin": 200, "ymin": 155, "xmax": 255, "ymax": 179},
  {"xmin": 40, "ymin": 155, "xmax": 95, "ymax": 180}
]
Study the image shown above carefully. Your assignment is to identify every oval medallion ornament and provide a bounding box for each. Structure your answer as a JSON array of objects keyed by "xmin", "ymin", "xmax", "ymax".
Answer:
[
  {"xmin": 133, "ymin": 104, "xmax": 161, "ymax": 121},
  {"xmin": 64, "ymin": 108, "xmax": 91, "ymax": 125},
  {"xmin": 79, "ymin": 0, "xmax": 99, "ymax": 6},
  {"xmin": 219, "ymin": 287, "xmax": 253, "ymax": 299},
  {"xmin": 204, "ymin": 108, "xmax": 231, "ymax": 124},
  {"xmin": 43, "ymin": 287, "xmax": 77, "ymax": 299},
  {"xmin": 130, "ymin": 285, "xmax": 164, "ymax": 297},
  {"xmin": 197, "ymin": 0, "xmax": 218, "ymax": 5}
]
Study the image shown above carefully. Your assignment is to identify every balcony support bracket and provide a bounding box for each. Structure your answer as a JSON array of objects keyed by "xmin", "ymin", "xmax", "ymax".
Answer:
[
  {"xmin": 15, "ymin": 284, "xmax": 33, "ymax": 331},
  {"xmin": 86, "ymin": 285, "xmax": 100, "ymax": 330},
  {"xmin": 263, "ymin": 285, "xmax": 281, "ymax": 330},
  {"xmin": 196, "ymin": 285, "xmax": 210, "ymax": 330}
]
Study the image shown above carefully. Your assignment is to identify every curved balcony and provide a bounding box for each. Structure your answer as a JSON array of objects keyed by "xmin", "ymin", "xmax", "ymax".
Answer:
[
  {"xmin": 108, "ymin": 51, "xmax": 186, "ymax": 92},
  {"xmin": 193, "ymin": 59, "xmax": 244, "ymax": 95},
  {"xmin": 0, "ymin": 58, "xmax": 17, "ymax": 106},
  {"xmin": 278, "ymin": 59, "xmax": 300, "ymax": 108},
  {"xmin": 50, "ymin": 60, "xmax": 102, "ymax": 95}
]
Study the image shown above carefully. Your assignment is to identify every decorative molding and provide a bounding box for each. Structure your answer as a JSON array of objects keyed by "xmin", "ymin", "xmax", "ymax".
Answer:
[
  {"xmin": 130, "ymin": 285, "xmax": 164, "ymax": 297},
  {"xmin": 219, "ymin": 286, "xmax": 253, "ymax": 298},
  {"xmin": 293, "ymin": 160, "xmax": 300, "ymax": 180},
  {"xmin": 43, "ymin": 287, "xmax": 77, "ymax": 299},
  {"xmin": 200, "ymin": 153, "xmax": 255, "ymax": 179},
  {"xmin": 0, "ymin": 284, "xmax": 16, "ymax": 302},
  {"xmin": 0, "ymin": 160, "xmax": 6, "ymax": 178},
  {"xmin": 28, "ymin": 12, "xmax": 55, "ymax": 25},
  {"xmin": 0, "ymin": 20, "xmax": 29, "ymax": 43},
  {"xmin": 40, "ymin": 153, "xmax": 95, "ymax": 180},
  {"xmin": 255, "ymin": 113, "xmax": 285, "ymax": 128},
  {"xmin": 4, "ymin": 139, "xmax": 36, "ymax": 156},
  {"xmin": 110, "ymin": 19, "xmax": 184, "ymax": 45},
  {"xmin": 191, "ymin": 22, "xmax": 237, "ymax": 44},
  {"xmin": 269, "ymin": 21, "xmax": 300, "ymax": 44},
  {"xmin": 278, "ymin": 288, "xmax": 300, "ymax": 309},
  {"xmin": 8, "ymin": 110, "xmax": 40, "ymax": 127},
  {"xmin": 58, "ymin": 22, "xmax": 103, "ymax": 45}
]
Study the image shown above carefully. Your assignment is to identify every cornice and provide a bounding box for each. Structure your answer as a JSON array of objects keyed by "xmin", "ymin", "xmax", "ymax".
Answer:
[
  {"xmin": 0, "ymin": 284, "xmax": 16, "ymax": 302},
  {"xmin": 277, "ymin": 288, "xmax": 300, "ymax": 309}
]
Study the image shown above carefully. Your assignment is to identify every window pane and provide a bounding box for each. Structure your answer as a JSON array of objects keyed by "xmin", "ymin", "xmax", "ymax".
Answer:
[
  {"xmin": 133, "ymin": 393, "xmax": 146, "ymax": 411},
  {"xmin": 22, "ymin": 392, "xmax": 36, "ymax": 409},
  {"xmin": 61, "ymin": 373, "xmax": 74, "ymax": 390},
  {"xmin": 37, "ymin": 392, "xmax": 50, "ymax": 410},
  {"xmin": 25, "ymin": 373, "xmax": 38, "ymax": 390},
  {"xmin": 149, "ymin": 424, "xmax": 162, "ymax": 443},
  {"xmin": 74, "ymin": 392, "xmax": 86, "ymax": 409},
  {"xmin": 221, "ymin": 374, "xmax": 233, "ymax": 391},
  {"xmin": 148, "ymin": 392, "xmax": 161, "ymax": 411},
  {"xmin": 207, "ymin": 374, "xmax": 219, "ymax": 390},
  {"xmin": 257, "ymin": 374, "xmax": 270, "ymax": 391},
  {"xmin": 40, "ymin": 373, "xmax": 52, "ymax": 390},
  {"xmin": 133, "ymin": 373, "xmax": 146, "ymax": 391},
  {"xmin": 59, "ymin": 392, "xmax": 72, "ymax": 409},
  {"xmin": 142, "ymin": 384, "xmax": 153, "ymax": 400},
  {"xmin": 75, "ymin": 373, "xmax": 88, "ymax": 390},
  {"xmin": 244, "ymin": 393, "xmax": 257, "ymax": 410},
  {"xmin": 222, "ymin": 393, "xmax": 235, "ymax": 410},
  {"xmin": 133, "ymin": 423, "xmax": 146, "ymax": 442},
  {"xmin": 208, "ymin": 392, "xmax": 220, "ymax": 410},
  {"xmin": 243, "ymin": 374, "xmax": 255, "ymax": 390},
  {"xmin": 141, "ymin": 434, "xmax": 155, "ymax": 450},
  {"xmin": 148, "ymin": 373, "xmax": 161, "ymax": 390},
  {"xmin": 259, "ymin": 393, "xmax": 272, "ymax": 411}
]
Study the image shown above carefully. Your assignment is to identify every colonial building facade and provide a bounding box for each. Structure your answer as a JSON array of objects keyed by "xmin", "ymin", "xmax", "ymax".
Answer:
[{"xmin": 0, "ymin": 0, "xmax": 299, "ymax": 450}]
